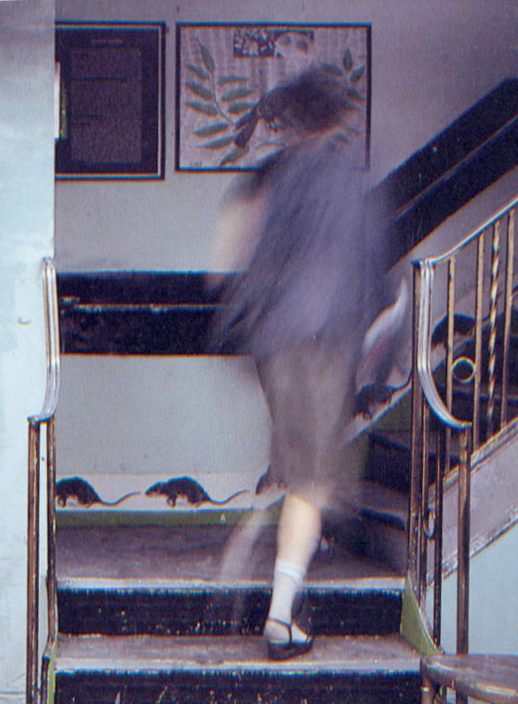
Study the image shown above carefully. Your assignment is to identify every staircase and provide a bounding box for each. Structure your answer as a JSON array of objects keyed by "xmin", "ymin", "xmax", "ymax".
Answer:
[
  {"xmin": 47, "ymin": 81, "xmax": 518, "ymax": 703},
  {"xmin": 54, "ymin": 521, "xmax": 421, "ymax": 703},
  {"xmin": 51, "ymin": 291, "xmax": 518, "ymax": 704}
]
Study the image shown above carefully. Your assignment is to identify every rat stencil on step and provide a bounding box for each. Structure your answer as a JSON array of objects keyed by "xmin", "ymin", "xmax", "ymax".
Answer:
[
  {"xmin": 145, "ymin": 476, "xmax": 248, "ymax": 508},
  {"xmin": 56, "ymin": 477, "xmax": 139, "ymax": 508},
  {"xmin": 255, "ymin": 465, "xmax": 286, "ymax": 495}
]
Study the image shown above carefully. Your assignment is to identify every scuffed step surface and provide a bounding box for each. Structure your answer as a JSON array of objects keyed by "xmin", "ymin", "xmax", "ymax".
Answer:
[
  {"xmin": 359, "ymin": 481, "xmax": 408, "ymax": 528},
  {"xmin": 56, "ymin": 634, "xmax": 421, "ymax": 704},
  {"xmin": 57, "ymin": 524, "xmax": 401, "ymax": 583},
  {"xmin": 57, "ymin": 632, "xmax": 420, "ymax": 672},
  {"xmin": 57, "ymin": 524, "xmax": 404, "ymax": 637}
]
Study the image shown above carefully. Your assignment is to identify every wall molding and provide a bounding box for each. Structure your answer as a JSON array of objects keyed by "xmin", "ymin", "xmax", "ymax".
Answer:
[{"xmin": 58, "ymin": 79, "xmax": 518, "ymax": 355}]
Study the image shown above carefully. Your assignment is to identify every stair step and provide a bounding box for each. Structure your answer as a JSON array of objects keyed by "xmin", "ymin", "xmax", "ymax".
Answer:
[
  {"xmin": 355, "ymin": 482, "xmax": 409, "ymax": 574},
  {"xmin": 58, "ymin": 577, "xmax": 404, "ymax": 637},
  {"xmin": 55, "ymin": 633, "xmax": 421, "ymax": 704},
  {"xmin": 365, "ymin": 425, "xmax": 462, "ymax": 492},
  {"xmin": 365, "ymin": 431, "xmax": 412, "ymax": 492},
  {"xmin": 57, "ymin": 524, "xmax": 399, "ymax": 583},
  {"xmin": 359, "ymin": 482, "xmax": 408, "ymax": 528},
  {"xmin": 54, "ymin": 482, "xmax": 416, "ymax": 703},
  {"xmin": 320, "ymin": 481, "xmax": 408, "ymax": 575}
]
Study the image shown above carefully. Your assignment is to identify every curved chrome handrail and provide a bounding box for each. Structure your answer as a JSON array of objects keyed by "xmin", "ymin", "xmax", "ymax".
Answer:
[
  {"xmin": 26, "ymin": 256, "xmax": 61, "ymax": 704},
  {"xmin": 416, "ymin": 259, "xmax": 471, "ymax": 431},
  {"xmin": 30, "ymin": 257, "xmax": 60, "ymax": 423},
  {"xmin": 417, "ymin": 192, "xmax": 518, "ymax": 432},
  {"xmin": 427, "ymin": 192, "xmax": 518, "ymax": 266}
]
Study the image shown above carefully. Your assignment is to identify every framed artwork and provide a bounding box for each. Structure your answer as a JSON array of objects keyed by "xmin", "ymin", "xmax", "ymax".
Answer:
[
  {"xmin": 55, "ymin": 22, "xmax": 166, "ymax": 180},
  {"xmin": 175, "ymin": 23, "xmax": 371, "ymax": 171}
]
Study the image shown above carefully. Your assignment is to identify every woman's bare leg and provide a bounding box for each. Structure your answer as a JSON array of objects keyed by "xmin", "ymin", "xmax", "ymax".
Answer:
[{"xmin": 264, "ymin": 492, "xmax": 322, "ymax": 644}]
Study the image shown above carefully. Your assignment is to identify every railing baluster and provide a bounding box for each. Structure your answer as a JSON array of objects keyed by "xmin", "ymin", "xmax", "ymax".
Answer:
[
  {"xmin": 46, "ymin": 416, "xmax": 57, "ymax": 639},
  {"xmin": 500, "ymin": 209, "xmax": 515, "ymax": 428},
  {"xmin": 457, "ymin": 428, "xmax": 471, "ymax": 656},
  {"xmin": 419, "ymin": 403, "xmax": 430, "ymax": 603},
  {"xmin": 487, "ymin": 222, "xmax": 501, "ymax": 437},
  {"xmin": 410, "ymin": 263, "xmax": 425, "ymax": 603},
  {"xmin": 445, "ymin": 258, "xmax": 456, "ymax": 474},
  {"xmin": 433, "ymin": 427, "xmax": 444, "ymax": 645},
  {"xmin": 26, "ymin": 422, "xmax": 40, "ymax": 704},
  {"xmin": 39, "ymin": 416, "xmax": 57, "ymax": 704},
  {"xmin": 473, "ymin": 233, "xmax": 485, "ymax": 451}
]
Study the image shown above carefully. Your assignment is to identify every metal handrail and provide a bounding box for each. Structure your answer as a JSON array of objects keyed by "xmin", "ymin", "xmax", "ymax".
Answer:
[
  {"xmin": 416, "ymin": 259, "xmax": 472, "ymax": 431},
  {"xmin": 33, "ymin": 258, "xmax": 61, "ymax": 422},
  {"xmin": 421, "ymin": 654, "xmax": 518, "ymax": 704},
  {"xmin": 426, "ymin": 192, "xmax": 518, "ymax": 267},
  {"xmin": 27, "ymin": 258, "xmax": 60, "ymax": 704},
  {"xmin": 409, "ymin": 193, "xmax": 518, "ymax": 663}
]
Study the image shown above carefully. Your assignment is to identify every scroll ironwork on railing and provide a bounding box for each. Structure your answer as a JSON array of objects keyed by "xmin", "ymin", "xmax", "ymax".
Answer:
[
  {"xmin": 26, "ymin": 258, "xmax": 60, "ymax": 704},
  {"xmin": 409, "ymin": 193, "xmax": 518, "ymax": 661}
]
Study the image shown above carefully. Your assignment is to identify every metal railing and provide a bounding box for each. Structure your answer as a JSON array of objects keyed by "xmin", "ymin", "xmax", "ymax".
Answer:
[
  {"xmin": 421, "ymin": 654, "xmax": 518, "ymax": 704},
  {"xmin": 26, "ymin": 258, "xmax": 60, "ymax": 704},
  {"xmin": 408, "ymin": 193, "xmax": 518, "ymax": 660}
]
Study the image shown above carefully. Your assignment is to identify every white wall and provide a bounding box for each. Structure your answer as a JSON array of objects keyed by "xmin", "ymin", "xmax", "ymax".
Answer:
[
  {"xmin": 425, "ymin": 418, "xmax": 518, "ymax": 655},
  {"xmin": 54, "ymin": 0, "xmax": 518, "ymax": 500},
  {"xmin": 51, "ymin": 0, "xmax": 518, "ymax": 661},
  {"xmin": 0, "ymin": 0, "xmax": 55, "ymax": 700},
  {"xmin": 439, "ymin": 525, "xmax": 518, "ymax": 655},
  {"xmin": 57, "ymin": 355, "xmax": 272, "ymax": 509},
  {"xmin": 55, "ymin": 0, "xmax": 518, "ymax": 272}
]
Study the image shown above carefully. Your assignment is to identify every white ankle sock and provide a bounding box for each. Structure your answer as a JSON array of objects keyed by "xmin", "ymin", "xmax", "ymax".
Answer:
[
  {"xmin": 264, "ymin": 558, "xmax": 308, "ymax": 643},
  {"xmin": 274, "ymin": 559, "xmax": 306, "ymax": 586}
]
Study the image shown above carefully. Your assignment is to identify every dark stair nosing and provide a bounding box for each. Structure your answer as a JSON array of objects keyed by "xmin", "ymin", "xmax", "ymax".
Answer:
[
  {"xmin": 56, "ymin": 672, "xmax": 421, "ymax": 704},
  {"xmin": 359, "ymin": 505, "xmax": 406, "ymax": 532},
  {"xmin": 385, "ymin": 112, "xmax": 518, "ymax": 265},
  {"xmin": 365, "ymin": 432, "xmax": 413, "ymax": 493},
  {"xmin": 377, "ymin": 78, "xmax": 518, "ymax": 213},
  {"xmin": 57, "ymin": 578, "xmax": 405, "ymax": 637}
]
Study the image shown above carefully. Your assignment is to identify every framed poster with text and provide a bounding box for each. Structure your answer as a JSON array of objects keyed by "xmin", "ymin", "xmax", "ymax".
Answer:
[{"xmin": 55, "ymin": 22, "xmax": 165, "ymax": 180}]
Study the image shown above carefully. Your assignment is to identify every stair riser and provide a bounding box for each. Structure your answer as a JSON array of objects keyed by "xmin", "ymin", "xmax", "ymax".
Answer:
[
  {"xmin": 365, "ymin": 441, "xmax": 411, "ymax": 493},
  {"xmin": 55, "ymin": 671, "xmax": 421, "ymax": 704},
  {"xmin": 358, "ymin": 519, "xmax": 408, "ymax": 576},
  {"xmin": 58, "ymin": 588, "xmax": 402, "ymax": 637}
]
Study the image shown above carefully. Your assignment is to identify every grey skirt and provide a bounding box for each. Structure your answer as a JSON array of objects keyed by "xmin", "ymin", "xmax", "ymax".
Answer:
[
  {"xmin": 210, "ymin": 134, "xmax": 392, "ymax": 497},
  {"xmin": 256, "ymin": 334, "xmax": 363, "ymax": 504}
]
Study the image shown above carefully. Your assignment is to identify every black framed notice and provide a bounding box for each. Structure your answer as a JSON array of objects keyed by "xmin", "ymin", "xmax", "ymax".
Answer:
[{"xmin": 55, "ymin": 22, "xmax": 165, "ymax": 180}]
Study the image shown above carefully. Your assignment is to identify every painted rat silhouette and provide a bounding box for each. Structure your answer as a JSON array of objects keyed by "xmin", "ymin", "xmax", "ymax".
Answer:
[
  {"xmin": 354, "ymin": 382, "xmax": 395, "ymax": 419},
  {"xmin": 255, "ymin": 465, "xmax": 286, "ymax": 495},
  {"xmin": 432, "ymin": 313, "xmax": 475, "ymax": 347},
  {"xmin": 56, "ymin": 477, "xmax": 139, "ymax": 508},
  {"xmin": 145, "ymin": 476, "xmax": 248, "ymax": 508}
]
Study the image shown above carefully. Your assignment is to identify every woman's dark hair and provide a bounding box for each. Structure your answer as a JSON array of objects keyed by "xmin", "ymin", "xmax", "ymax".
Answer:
[{"xmin": 284, "ymin": 66, "xmax": 350, "ymax": 133}]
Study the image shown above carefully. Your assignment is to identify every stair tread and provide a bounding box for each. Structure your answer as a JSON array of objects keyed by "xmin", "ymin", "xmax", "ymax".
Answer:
[
  {"xmin": 58, "ymin": 575, "xmax": 404, "ymax": 590},
  {"xmin": 56, "ymin": 633, "xmax": 420, "ymax": 674},
  {"xmin": 57, "ymin": 524, "xmax": 402, "ymax": 584},
  {"xmin": 369, "ymin": 429, "xmax": 411, "ymax": 449},
  {"xmin": 360, "ymin": 482, "xmax": 407, "ymax": 522}
]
